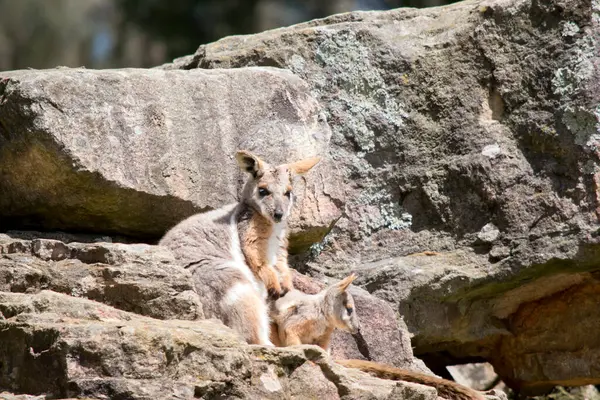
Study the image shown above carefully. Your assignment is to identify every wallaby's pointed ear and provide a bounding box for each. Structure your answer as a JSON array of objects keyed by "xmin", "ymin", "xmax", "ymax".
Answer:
[
  {"xmin": 327, "ymin": 273, "xmax": 357, "ymax": 295},
  {"xmin": 288, "ymin": 156, "xmax": 321, "ymax": 176},
  {"xmin": 236, "ymin": 150, "xmax": 265, "ymax": 177},
  {"xmin": 337, "ymin": 273, "xmax": 357, "ymax": 292}
]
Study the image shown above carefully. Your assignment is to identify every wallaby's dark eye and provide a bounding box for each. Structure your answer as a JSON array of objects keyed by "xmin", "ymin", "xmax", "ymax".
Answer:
[
  {"xmin": 285, "ymin": 190, "xmax": 291, "ymax": 198},
  {"xmin": 346, "ymin": 307, "xmax": 353, "ymax": 315},
  {"xmin": 258, "ymin": 188, "xmax": 270, "ymax": 197}
]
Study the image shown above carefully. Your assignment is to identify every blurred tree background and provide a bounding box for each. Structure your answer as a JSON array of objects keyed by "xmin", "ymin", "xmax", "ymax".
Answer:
[{"xmin": 0, "ymin": 0, "xmax": 459, "ymax": 71}]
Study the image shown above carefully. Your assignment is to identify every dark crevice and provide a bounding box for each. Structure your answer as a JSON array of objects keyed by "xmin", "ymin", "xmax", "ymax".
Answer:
[
  {"xmin": 315, "ymin": 360, "xmax": 351, "ymax": 398},
  {"xmin": 0, "ymin": 119, "xmax": 10, "ymax": 141},
  {"xmin": 1, "ymin": 228, "xmax": 147, "ymax": 245}
]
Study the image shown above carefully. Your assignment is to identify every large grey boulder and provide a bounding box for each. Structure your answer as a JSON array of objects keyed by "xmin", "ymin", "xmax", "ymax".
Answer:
[
  {"xmin": 162, "ymin": 0, "xmax": 600, "ymax": 392},
  {"xmin": 0, "ymin": 67, "xmax": 340, "ymax": 251}
]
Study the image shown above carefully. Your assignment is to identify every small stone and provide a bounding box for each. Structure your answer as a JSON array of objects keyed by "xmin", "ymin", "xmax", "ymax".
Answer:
[
  {"xmin": 489, "ymin": 245, "xmax": 510, "ymax": 262},
  {"xmin": 482, "ymin": 143, "xmax": 501, "ymax": 159},
  {"xmin": 477, "ymin": 223, "xmax": 500, "ymax": 243},
  {"xmin": 32, "ymin": 239, "xmax": 70, "ymax": 261}
]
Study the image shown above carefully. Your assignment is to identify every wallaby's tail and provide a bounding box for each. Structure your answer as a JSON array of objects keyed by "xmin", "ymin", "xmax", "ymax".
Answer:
[{"xmin": 335, "ymin": 359, "xmax": 486, "ymax": 400}]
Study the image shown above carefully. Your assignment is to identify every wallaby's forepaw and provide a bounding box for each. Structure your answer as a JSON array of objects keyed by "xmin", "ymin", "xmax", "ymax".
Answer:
[
  {"xmin": 259, "ymin": 267, "xmax": 283, "ymax": 300},
  {"xmin": 265, "ymin": 276, "xmax": 282, "ymax": 299},
  {"xmin": 267, "ymin": 285, "xmax": 282, "ymax": 300},
  {"xmin": 280, "ymin": 275, "xmax": 293, "ymax": 296}
]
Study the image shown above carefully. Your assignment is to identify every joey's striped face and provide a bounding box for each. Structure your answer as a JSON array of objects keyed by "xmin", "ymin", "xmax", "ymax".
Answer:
[
  {"xmin": 236, "ymin": 150, "xmax": 320, "ymax": 224},
  {"xmin": 326, "ymin": 274, "xmax": 360, "ymax": 334},
  {"xmin": 331, "ymin": 290, "xmax": 360, "ymax": 334}
]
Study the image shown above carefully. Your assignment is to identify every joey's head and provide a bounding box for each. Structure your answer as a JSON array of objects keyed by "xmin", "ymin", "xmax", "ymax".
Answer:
[
  {"xmin": 324, "ymin": 274, "xmax": 360, "ymax": 334},
  {"xmin": 235, "ymin": 150, "xmax": 320, "ymax": 225}
]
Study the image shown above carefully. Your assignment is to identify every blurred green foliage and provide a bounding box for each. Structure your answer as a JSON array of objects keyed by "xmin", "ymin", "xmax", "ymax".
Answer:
[{"xmin": 118, "ymin": 0, "xmax": 461, "ymax": 61}]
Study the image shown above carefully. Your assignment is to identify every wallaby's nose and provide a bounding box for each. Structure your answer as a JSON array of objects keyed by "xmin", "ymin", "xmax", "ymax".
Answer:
[
  {"xmin": 273, "ymin": 207, "xmax": 283, "ymax": 222},
  {"xmin": 273, "ymin": 211, "xmax": 283, "ymax": 222}
]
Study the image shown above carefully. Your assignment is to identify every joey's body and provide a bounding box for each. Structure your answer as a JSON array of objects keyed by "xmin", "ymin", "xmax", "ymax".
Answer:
[
  {"xmin": 159, "ymin": 151, "xmax": 320, "ymax": 345},
  {"xmin": 270, "ymin": 274, "xmax": 359, "ymax": 350},
  {"xmin": 270, "ymin": 289, "xmax": 336, "ymax": 349}
]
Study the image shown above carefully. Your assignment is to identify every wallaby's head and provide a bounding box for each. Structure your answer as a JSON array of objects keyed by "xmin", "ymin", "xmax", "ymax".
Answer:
[
  {"xmin": 236, "ymin": 150, "xmax": 320, "ymax": 224},
  {"xmin": 324, "ymin": 274, "xmax": 360, "ymax": 334}
]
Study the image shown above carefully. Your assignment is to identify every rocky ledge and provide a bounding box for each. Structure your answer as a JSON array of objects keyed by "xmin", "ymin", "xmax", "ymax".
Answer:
[{"xmin": 0, "ymin": 234, "xmax": 443, "ymax": 399}]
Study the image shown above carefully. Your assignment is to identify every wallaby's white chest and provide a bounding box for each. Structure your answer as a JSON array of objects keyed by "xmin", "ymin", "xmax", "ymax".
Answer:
[{"xmin": 267, "ymin": 223, "xmax": 285, "ymax": 267}]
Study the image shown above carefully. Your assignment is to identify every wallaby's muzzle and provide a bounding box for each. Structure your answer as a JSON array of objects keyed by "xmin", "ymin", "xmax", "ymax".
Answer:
[{"xmin": 273, "ymin": 210, "xmax": 284, "ymax": 222}]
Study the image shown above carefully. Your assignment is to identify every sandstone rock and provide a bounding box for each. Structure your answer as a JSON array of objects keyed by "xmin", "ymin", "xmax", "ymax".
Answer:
[
  {"xmin": 0, "ymin": 234, "xmax": 446, "ymax": 399},
  {"xmin": 0, "ymin": 394, "xmax": 49, "ymax": 400},
  {"xmin": 0, "ymin": 235, "xmax": 203, "ymax": 321},
  {"xmin": 0, "ymin": 67, "xmax": 340, "ymax": 251},
  {"xmin": 533, "ymin": 386, "xmax": 600, "ymax": 400},
  {"xmin": 162, "ymin": 0, "xmax": 600, "ymax": 392},
  {"xmin": 2, "ymin": 230, "xmax": 131, "ymax": 244},
  {"xmin": 1, "ymin": 0, "xmax": 598, "ymax": 393},
  {"xmin": 0, "ymin": 290, "xmax": 440, "ymax": 400},
  {"xmin": 0, "ymin": 234, "xmax": 433, "ymax": 379},
  {"xmin": 356, "ymin": 252, "xmax": 600, "ymax": 394}
]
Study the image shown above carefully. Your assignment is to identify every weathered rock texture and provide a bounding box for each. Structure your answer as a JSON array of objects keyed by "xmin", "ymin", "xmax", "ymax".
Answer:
[
  {"xmin": 1, "ymin": 290, "xmax": 441, "ymax": 399},
  {"xmin": 162, "ymin": 0, "xmax": 600, "ymax": 393},
  {"xmin": 447, "ymin": 363, "xmax": 501, "ymax": 391},
  {"xmin": 0, "ymin": 67, "xmax": 340, "ymax": 251},
  {"xmin": 0, "ymin": 234, "xmax": 203, "ymax": 321}
]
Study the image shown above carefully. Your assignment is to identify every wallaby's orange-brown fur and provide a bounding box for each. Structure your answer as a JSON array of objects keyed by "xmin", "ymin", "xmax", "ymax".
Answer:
[
  {"xmin": 240, "ymin": 213, "xmax": 293, "ymax": 297},
  {"xmin": 275, "ymin": 236, "xmax": 293, "ymax": 291},
  {"xmin": 271, "ymin": 274, "xmax": 359, "ymax": 351},
  {"xmin": 240, "ymin": 213, "xmax": 283, "ymax": 296},
  {"xmin": 270, "ymin": 319, "xmax": 335, "ymax": 349},
  {"xmin": 235, "ymin": 151, "xmax": 320, "ymax": 299},
  {"xmin": 289, "ymin": 157, "xmax": 322, "ymax": 175},
  {"xmin": 336, "ymin": 359, "xmax": 486, "ymax": 400}
]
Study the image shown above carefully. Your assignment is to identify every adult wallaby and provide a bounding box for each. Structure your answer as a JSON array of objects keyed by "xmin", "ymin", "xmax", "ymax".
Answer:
[{"xmin": 159, "ymin": 150, "xmax": 320, "ymax": 345}]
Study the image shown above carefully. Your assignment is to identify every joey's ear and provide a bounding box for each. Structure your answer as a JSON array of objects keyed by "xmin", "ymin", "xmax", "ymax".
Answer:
[
  {"xmin": 288, "ymin": 156, "xmax": 321, "ymax": 176},
  {"xmin": 236, "ymin": 150, "xmax": 265, "ymax": 177},
  {"xmin": 327, "ymin": 273, "xmax": 357, "ymax": 295},
  {"xmin": 337, "ymin": 273, "xmax": 357, "ymax": 292}
]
